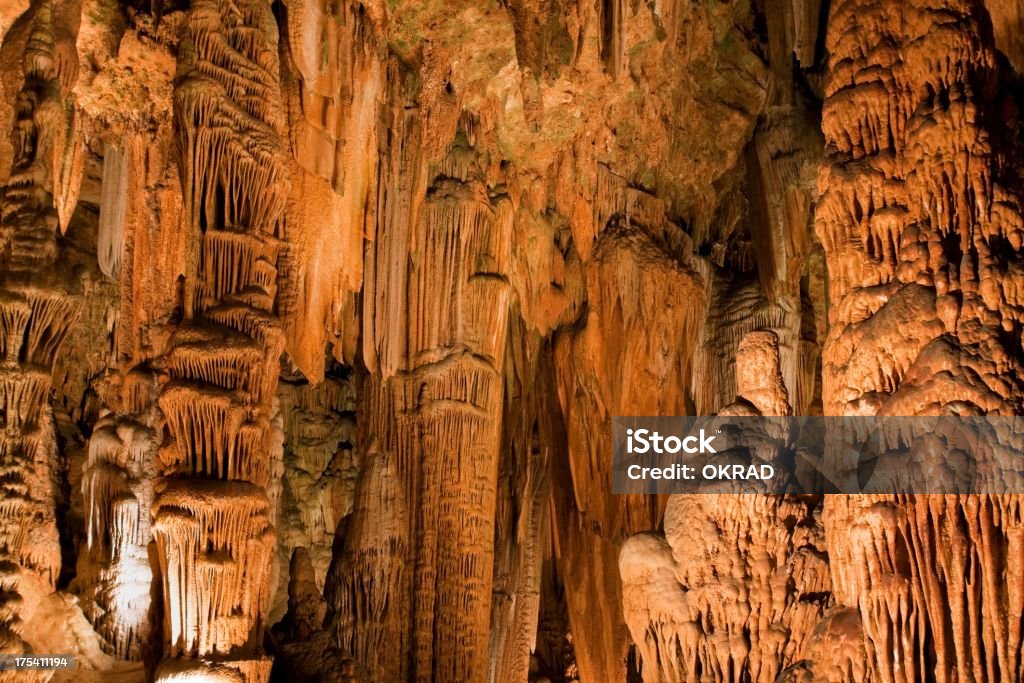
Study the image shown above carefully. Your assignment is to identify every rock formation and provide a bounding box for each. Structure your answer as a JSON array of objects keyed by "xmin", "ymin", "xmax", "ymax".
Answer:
[
  {"xmin": 814, "ymin": 0, "xmax": 1024, "ymax": 680},
  {"xmin": 0, "ymin": 0, "xmax": 82, "ymax": 666},
  {"xmin": 147, "ymin": 0, "xmax": 290, "ymax": 678},
  {"xmin": 0, "ymin": 0, "xmax": 1021, "ymax": 681},
  {"xmin": 620, "ymin": 331, "xmax": 831, "ymax": 683},
  {"xmin": 271, "ymin": 373, "xmax": 356, "ymax": 622}
]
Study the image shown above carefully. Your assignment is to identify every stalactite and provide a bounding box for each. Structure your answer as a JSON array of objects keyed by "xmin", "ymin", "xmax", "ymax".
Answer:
[
  {"xmin": 746, "ymin": 107, "xmax": 820, "ymax": 303},
  {"xmin": 151, "ymin": 480, "xmax": 275, "ymax": 661},
  {"xmin": 97, "ymin": 142, "xmax": 128, "ymax": 278},
  {"xmin": 277, "ymin": 0, "xmax": 382, "ymax": 377},
  {"xmin": 487, "ymin": 325, "xmax": 563, "ymax": 683},
  {"xmin": 599, "ymin": 0, "xmax": 624, "ymax": 78}
]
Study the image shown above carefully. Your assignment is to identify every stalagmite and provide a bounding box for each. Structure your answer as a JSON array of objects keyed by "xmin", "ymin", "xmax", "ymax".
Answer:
[
  {"xmin": 325, "ymin": 438, "xmax": 408, "ymax": 681},
  {"xmin": 621, "ymin": 331, "xmax": 831, "ymax": 683},
  {"xmin": 78, "ymin": 408, "xmax": 158, "ymax": 661}
]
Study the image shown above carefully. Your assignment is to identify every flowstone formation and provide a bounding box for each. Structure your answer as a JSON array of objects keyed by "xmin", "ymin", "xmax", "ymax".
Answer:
[
  {"xmin": 620, "ymin": 332, "xmax": 831, "ymax": 683},
  {"xmin": 0, "ymin": 0, "xmax": 1022, "ymax": 681},
  {"xmin": 815, "ymin": 0, "xmax": 1024, "ymax": 680}
]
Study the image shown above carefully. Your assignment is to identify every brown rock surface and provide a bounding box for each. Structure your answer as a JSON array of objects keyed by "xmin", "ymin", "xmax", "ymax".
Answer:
[{"xmin": 0, "ymin": 0, "xmax": 1021, "ymax": 681}]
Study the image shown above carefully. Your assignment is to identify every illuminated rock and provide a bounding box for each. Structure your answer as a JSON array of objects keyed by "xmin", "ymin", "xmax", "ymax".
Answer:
[{"xmin": 0, "ymin": 0, "xmax": 1020, "ymax": 680}]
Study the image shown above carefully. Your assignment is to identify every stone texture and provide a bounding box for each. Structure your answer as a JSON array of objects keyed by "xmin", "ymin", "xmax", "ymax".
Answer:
[{"xmin": 0, "ymin": 0, "xmax": 1021, "ymax": 681}]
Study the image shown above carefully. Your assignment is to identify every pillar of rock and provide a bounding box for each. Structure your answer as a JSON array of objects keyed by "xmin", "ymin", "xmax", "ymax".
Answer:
[
  {"xmin": 816, "ymin": 0, "xmax": 1024, "ymax": 679},
  {"xmin": 79, "ymin": 383, "xmax": 159, "ymax": 661},
  {"xmin": 150, "ymin": 0, "xmax": 289, "ymax": 678},
  {"xmin": 75, "ymin": 28, "xmax": 183, "ymax": 661},
  {"xmin": 0, "ymin": 0, "xmax": 81, "ymax": 663},
  {"xmin": 328, "ymin": 114, "xmax": 514, "ymax": 680}
]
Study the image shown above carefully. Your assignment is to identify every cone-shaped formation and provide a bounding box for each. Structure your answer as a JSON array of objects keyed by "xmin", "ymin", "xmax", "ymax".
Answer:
[
  {"xmin": 0, "ymin": 0, "xmax": 80, "ymax": 664},
  {"xmin": 325, "ymin": 441, "xmax": 407, "ymax": 681},
  {"xmin": 151, "ymin": 0, "xmax": 289, "ymax": 678}
]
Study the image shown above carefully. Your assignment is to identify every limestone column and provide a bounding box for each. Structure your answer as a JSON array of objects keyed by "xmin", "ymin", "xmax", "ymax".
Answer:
[{"xmin": 150, "ymin": 0, "xmax": 290, "ymax": 679}]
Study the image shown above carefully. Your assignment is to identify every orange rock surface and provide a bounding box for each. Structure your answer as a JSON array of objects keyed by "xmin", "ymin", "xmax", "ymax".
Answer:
[{"xmin": 0, "ymin": 0, "xmax": 1021, "ymax": 680}]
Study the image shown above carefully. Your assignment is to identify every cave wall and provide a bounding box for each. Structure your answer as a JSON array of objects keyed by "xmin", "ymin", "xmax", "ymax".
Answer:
[{"xmin": 0, "ymin": 0, "xmax": 1021, "ymax": 681}]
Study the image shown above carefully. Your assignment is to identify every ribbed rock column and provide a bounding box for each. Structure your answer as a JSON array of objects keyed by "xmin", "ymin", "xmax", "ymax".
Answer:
[
  {"xmin": 329, "ymin": 122, "xmax": 513, "ymax": 681},
  {"xmin": 151, "ymin": 0, "xmax": 289, "ymax": 679}
]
